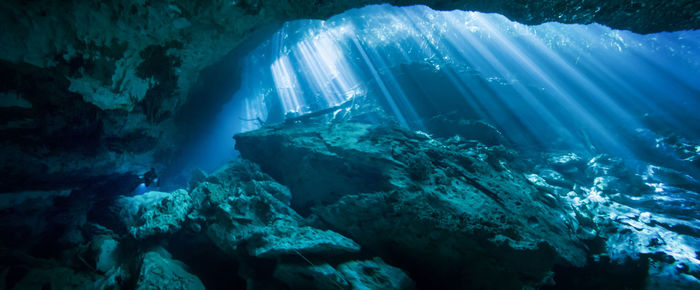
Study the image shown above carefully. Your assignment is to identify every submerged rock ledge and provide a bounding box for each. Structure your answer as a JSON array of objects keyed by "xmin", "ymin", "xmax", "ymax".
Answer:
[{"xmin": 2, "ymin": 111, "xmax": 699, "ymax": 288}]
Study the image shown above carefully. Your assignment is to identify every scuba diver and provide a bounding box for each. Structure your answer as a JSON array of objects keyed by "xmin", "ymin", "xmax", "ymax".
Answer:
[
  {"xmin": 128, "ymin": 168, "xmax": 159, "ymax": 195},
  {"xmin": 139, "ymin": 168, "xmax": 159, "ymax": 187}
]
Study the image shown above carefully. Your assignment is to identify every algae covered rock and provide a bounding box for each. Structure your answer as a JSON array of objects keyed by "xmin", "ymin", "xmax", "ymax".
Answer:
[
  {"xmin": 337, "ymin": 258, "xmax": 415, "ymax": 290},
  {"xmin": 191, "ymin": 160, "xmax": 360, "ymax": 258},
  {"xmin": 249, "ymin": 224, "xmax": 360, "ymax": 257},
  {"xmin": 235, "ymin": 120, "xmax": 587, "ymax": 288},
  {"xmin": 91, "ymin": 235, "xmax": 119, "ymax": 273},
  {"xmin": 274, "ymin": 263, "xmax": 350, "ymax": 289},
  {"xmin": 136, "ymin": 248, "xmax": 205, "ymax": 290},
  {"xmin": 273, "ymin": 258, "xmax": 414, "ymax": 290},
  {"xmin": 115, "ymin": 189, "xmax": 194, "ymax": 239}
]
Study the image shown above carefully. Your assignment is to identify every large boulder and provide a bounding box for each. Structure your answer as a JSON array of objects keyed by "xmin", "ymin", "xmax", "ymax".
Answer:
[
  {"xmin": 115, "ymin": 189, "xmax": 194, "ymax": 239},
  {"xmin": 136, "ymin": 248, "xmax": 205, "ymax": 290},
  {"xmin": 190, "ymin": 160, "xmax": 360, "ymax": 258},
  {"xmin": 235, "ymin": 121, "xmax": 587, "ymax": 288}
]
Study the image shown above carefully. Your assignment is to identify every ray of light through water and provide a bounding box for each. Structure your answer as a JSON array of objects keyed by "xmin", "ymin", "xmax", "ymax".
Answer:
[
  {"xmin": 166, "ymin": 4, "xmax": 700, "ymax": 270},
  {"xmin": 198, "ymin": 4, "xmax": 699, "ymax": 179}
]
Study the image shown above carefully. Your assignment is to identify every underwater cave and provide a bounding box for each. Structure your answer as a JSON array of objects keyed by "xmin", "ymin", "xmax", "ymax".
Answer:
[{"xmin": 1, "ymin": 1, "xmax": 699, "ymax": 289}]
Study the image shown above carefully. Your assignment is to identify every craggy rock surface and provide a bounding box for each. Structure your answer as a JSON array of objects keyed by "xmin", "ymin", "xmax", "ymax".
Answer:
[
  {"xmin": 189, "ymin": 160, "xmax": 361, "ymax": 258},
  {"xmin": 1, "ymin": 110, "xmax": 698, "ymax": 288},
  {"xmin": 2, "ymin": 0, "xmax": 699, "ymax": 194},
  {"xmin": 0, "ymin": 156, "xmax": 413, "ymax": 289},
  {"xmin": 234, "ymin": 110, "xmax": 700, "ymax": 288},
  {"xmin": 2, "ymin": 2, "xmax": 699, "ymax": 288},
  {"xmin": 136, "ymin": 248, "xmax": 205, "ymax": 290},
  {"xmin": 274, "ymin": 257, "xmax": 416, "ymax": 290},
  {"xmin": 115, "ymin": 189, "xmax": 193, "ymax": 239},
  {"xmin": 235, "ymin": 120, "xmax": 588, "ymax": 288}
]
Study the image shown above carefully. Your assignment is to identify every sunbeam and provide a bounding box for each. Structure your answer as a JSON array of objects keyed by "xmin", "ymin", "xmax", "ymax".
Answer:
[{"xmin": 231, "ymin": 4, "xmax": 699, "ymax": 161}]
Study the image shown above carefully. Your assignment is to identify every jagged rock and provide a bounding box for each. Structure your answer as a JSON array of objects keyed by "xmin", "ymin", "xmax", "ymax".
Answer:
[
  {"xmin": 0, "ymin": 2, "xmax": 698, "ymax": 288},
  {"xmin": 525, "ymin": 173, "xmax": 568, "ymax": 197},
  {"xmin": 91, "ymin": 235, "xmax": 119, "ymax": 273},
  {"xmin": 235, "ymin": 121, "xmax": 587, "ymax": 288},
  {"xmin": 542, "ymin": 150, "xmax": 700, "ymax": 288},
  {"xmin": 274, "ymin": 263, "xmax": 350, "ymax": 289},
  {"xmin": 426, "ymin": 115, "xmax": 506, "ymax": 146},
  {"xmin": 0, "ymin": 249, "xmax": 120, "ymax": 289},
  {"xmin": 337, "ymin": 258, "xmax": 415, "ymax": 290},
  {"xmin": 136, "ymin": 248, "xmax": 205, "ymax": 290},
  {"xmin": 190, "ymin": 159, "xmax": 360, "ymax": 258},
  {"xmin": 586, "ymin": 154, "xmax": 626, "ymax": 177},
  {"xmin": 274, "ymin": 258, "xmax": 414, "ymax": 290},
  {"xmin": 538, "ymin": 168, "xmax": 572, "ymax": 188},
  {"xmin": 547, "ymin": 152, "xmax": 586, "ymax": 174},
  {"xmin": 249, "ymin": 225, "xmax": 360, "ymax": 258},
  {"xmin": 93, "ymin": 267, "xmax": 130, "ymax": 289},
  {"xmin": 235, "ymin": 122, "xmax": 416, "ymax": 209},
  {"xmin": 646, "ymin": 259, "xmax": 700, "ymax": 290},
  {"xmin": 644, "ymin": 165, "xmax": 700, "ymax": 194},
  {"xmin": 115, "ymin": 189, "xmax": 193, "ymax": 239},
  {"xmin": 188, "ymin": 168, "xmax": 208, "ymax": 191}
]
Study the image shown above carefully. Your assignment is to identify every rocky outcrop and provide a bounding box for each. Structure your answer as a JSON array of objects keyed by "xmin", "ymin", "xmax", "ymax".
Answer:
[
  {"xmin": 336, "ymin": 258, "xmax": 415, "ymax": 290},
  {"xmin": 1, "ymin": 1, "xmax": 699, "ymax": 288},
  {"xmin": 235, "ymin": 120, "xmax": 590, "ymax": 288},
  {"xmin": 233, "ymin": 112, "xmax": 700, "ymax": 288},
  {"xmin": 136, "ymin": 248, "xmax": 205, "ymax": 290},
  {"xmin": 3, "ymin": 113, "xmax": 698, "ymax": 288},
  {"xmin": 192, "ymin": 161, "xmax": 361, "ymax": 258},
  {"xmin": 274, "ymin": 257, "xmax": 415, "ymax": 290},
  {"xmin": 1, "ymin": 0, "xmax": 699, "ymax": 194},
  {"xmin": 115, "ymin": 189, "xmax": 194, "ymax": 239},
  {"xmin": 102, "ymin": 158, "xmax": 399, "ymax": 288}
]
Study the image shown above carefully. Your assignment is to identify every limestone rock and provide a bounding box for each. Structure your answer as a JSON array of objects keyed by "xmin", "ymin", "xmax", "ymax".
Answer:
[
  {"xmin": 115, "ymin": 189, "xmax": 193, "ymax": 239},
  {"xmin": 250, "ymin": 225, "xmax": 360, "ymax": 258},
  {"xmin": 547, "ymin": 152, "xmax": 585, "ymax": 174},
  {"xmin": 337, "ymin": 258, "xmax": 415, "ymax": 290},
  {"xmin": 274, "ymin": 258, "xmax": 414, "ymax": 290},
  {"xmin": 190, "ymin": 159, "xmax": 360, "ymax": 258},
  {"xmin": 235, "ymin": 121, "xmax": 587, "ymax": 288},
  {"xmin": 136, "ymin": 248, "xmax": 205, "ymax": 290},
  {"xmin": 91, "ymin": 235, "xmax": 119, "ymax": 273},
  {"xmin": 426, "ymin": 115, "xmax": 506, "ymax": 146},
  {"xmin": 274, "ymin": 263, "xmax": 350, "ymax": 289}
]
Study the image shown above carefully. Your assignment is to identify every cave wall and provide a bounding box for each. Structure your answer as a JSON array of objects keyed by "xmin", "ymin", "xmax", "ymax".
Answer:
[{"xmin": 1, "ymin": 0, "xmax": 699, "ymax": 192}]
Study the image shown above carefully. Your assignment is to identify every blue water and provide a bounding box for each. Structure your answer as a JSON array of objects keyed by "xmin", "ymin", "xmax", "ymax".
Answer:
[
  {"xmin": 190, "ymin": 5, "xmax": 700, "ymax": 177},
  {"xmin": 180, "ymin": 4, "xmax": 700, "ymax": 218},
  {"xmin": 105, "ymin": 4, "xmax": 700, "ymax": 287},
  {"xmin": 191, "ymin": 5, "xmax": 700, "ymax": 274}
]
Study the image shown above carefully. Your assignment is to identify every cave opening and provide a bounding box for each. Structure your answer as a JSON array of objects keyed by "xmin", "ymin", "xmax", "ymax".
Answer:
[{"xmin": 180, "ymin": 4, "xmax": 700, "ymax": 192}]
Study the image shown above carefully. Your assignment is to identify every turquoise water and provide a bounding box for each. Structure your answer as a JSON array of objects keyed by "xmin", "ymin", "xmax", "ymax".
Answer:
[
  {"xmin": 175, "ymin": 5, "xmax": 700, "ymax": 287},
  {"xmin": 191, "ymin": 5, "xmax": 700, "ymax": 169}
]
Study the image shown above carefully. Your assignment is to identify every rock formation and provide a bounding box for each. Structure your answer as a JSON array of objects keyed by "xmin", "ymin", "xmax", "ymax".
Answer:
[{"xmin": 1, "ymin": 1, "xmax": 699, "ymax": 289}]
